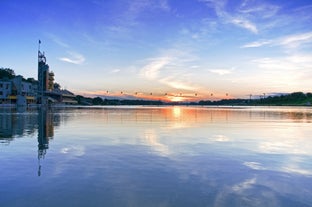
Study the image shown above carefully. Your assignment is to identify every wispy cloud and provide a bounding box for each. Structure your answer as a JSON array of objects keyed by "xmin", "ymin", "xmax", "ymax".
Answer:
[
  {"xmin": 200, "ymin": 0, "xmax": 259, "ymax": 34},
  {"xmin": 250, "ymin": 53, "xmax": 312, "ymax": 89},
  {"xmin": 242, "ymin": 32, "xmax": 312, "ymax": 48},
  {"xmin": 279, "ymin": 32, "xmax": 312, "ymax": 48},
  {"xmin": 253, "ymin": 54, "xmax": 312, "ymax": 70},
  {"xmin": 139, "ymin": 49, "xmax": 202, "ymax": 92},
  {"xmin": 231, "ymin": 18, "xmax": 258, "ymax": 34},
  {"xmin": 239, "ymin": 0, "xmax": 280, "ymax": 18},
  {"xmin": 111, "ymin": 0, "xmax": 171, "ymax": 31},
  {"xmin": 110, "ymin": 69, "xmax": 121, "ymax": 73},
  {"xmin": 242, "ymin": 40, "xmax": 272, "ymax": 48},
  {"xmin": 209, "ymin": 68, "xmax": 233, "ymax": 75},
  {"xmin": 47, "ymin": 33, "xmax": 69, "ymax": 48},
  {"xmin": 140, "ymin": 56, "xmax": 172, "ymax": 80},
  {"xmin": 48, "ymin": 34, "xmax": 86, "ymax": 65},
  {"xmin": 158, "ymin": 0, "xmax": 170, "ymax": 11},
  {"xmin": 59, "ymin": 51, "xmax": 85, "ymax": 65},
  {"xmin": 160, "ymin": 77, "xmax": 198, "ymax": 91}
]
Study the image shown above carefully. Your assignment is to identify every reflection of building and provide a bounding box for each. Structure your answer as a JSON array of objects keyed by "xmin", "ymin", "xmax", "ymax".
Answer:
[
  {"xmin": 0, "ymin": 108, "xmax": 59, "ymax": 176},
  {"xmin": 37, "ymin": 108, "xmax": 54, "ymax": 176},
  {"xmin": 0, "ymin": 107, "xmax": 37, "ymax": 141},
  {"xmin": 0, "ymin": 108, "xmax": 13, "ymax": 141}
]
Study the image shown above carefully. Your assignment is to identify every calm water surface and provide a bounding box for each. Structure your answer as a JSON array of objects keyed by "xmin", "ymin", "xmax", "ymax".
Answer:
[{"xmin": 1, "ymin": 106, "xmax": 312, "ymax": 207}]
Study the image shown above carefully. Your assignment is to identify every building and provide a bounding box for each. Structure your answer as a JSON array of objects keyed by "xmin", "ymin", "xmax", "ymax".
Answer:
[
  {"xmin": 0, "ymin": 80, "xmax": 12, "ymax": 104},
  {"xmin": 0, "ymin": 42, "xmax": 77, "ymax": 106},
  {"xmin": 0, "ymin": 76, "xmax": 37, "ymax": 106},
  {"xmin": 37, "ymin": 46, "xmax": 77, "ymax": 105},
  {"xmin": 38, "ymin": 50, "xmax": 50, "ymax": 105}
]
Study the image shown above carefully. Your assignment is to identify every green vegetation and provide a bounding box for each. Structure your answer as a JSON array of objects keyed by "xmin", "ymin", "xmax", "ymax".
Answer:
[
  {"xmin": 75, "ymin": 92, "xmax": 312, "ymax": 106},
  {"xmin": 75, "ymin": 95, "xmax": 163, "ymax": 106},
  {"xmin": 253, "ymin": 92, "xmax": 312, "ymax": 106},
  {"xmin": 195, "ymin": 92, "xmax": 312, "ymax": 106},
  {"xmin": 0, "ymin": 67, "xmax": 15, "ymax": 79},
  {"xmin": 0, "ymin": 67, "xmax": 62, "ymax": 89},
  {"xmin": 0, "ymin": 67, "xmax": 36, "ymax": 83}
]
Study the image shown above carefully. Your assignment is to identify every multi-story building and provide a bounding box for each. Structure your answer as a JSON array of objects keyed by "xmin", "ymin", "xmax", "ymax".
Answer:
[
  {"xmin": 0, "ymin": 80, "xmax": 12, "ymax": 104},
  {"xmin": 0, "ymin": 43, "xmax": 77, "ymax": 106},
  {"xmin": 0, "ymin": 76, "xmax": 37, "ymax": 105}
]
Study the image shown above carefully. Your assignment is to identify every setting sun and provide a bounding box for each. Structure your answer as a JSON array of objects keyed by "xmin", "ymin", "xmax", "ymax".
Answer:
[{"xmin": 168, "ymin": 96, "xmax": 185, "ymax": 102}]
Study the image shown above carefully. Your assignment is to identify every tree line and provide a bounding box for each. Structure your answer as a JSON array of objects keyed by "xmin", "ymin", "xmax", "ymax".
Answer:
[{"xmin": 76, "ymin": 92, "xmax": 312, "ymax": 106}]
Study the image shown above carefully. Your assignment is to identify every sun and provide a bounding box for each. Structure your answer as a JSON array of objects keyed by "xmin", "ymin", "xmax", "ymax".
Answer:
[{"xmin": 169, "ymin": 96, "xmax": 184, "ymax": 102}]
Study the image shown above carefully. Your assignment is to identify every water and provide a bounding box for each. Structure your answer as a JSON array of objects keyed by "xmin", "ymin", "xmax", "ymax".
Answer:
[{"xmin": 1, "ymin": 106, "xmax": 312, "ymax": 207}]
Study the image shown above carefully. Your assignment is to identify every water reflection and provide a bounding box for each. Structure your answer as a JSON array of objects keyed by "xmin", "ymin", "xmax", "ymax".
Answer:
[
  {"xmin": 0, "ymin": 107, "xmax": 61, "ymax": 176},
  {"xmin": 0, "ymin": 107, "xmax": 37, "ymax": 143},
  {"xmin": 37, "ymin": 108, "xmax": 54, "ymax": 176},
  {"xmin": 1, "ymin": 106, "xmax": 312, "ymax": 207}
]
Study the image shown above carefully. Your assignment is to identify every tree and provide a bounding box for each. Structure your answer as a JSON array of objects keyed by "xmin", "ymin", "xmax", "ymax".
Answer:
[
  {"xmin": 0, "ymin": 67, "xmax": 15, "ymax": 79},
  {"xmin": 53, "ymin": 82, "xmax": 61, "ymax": 90},
  {"xmin": 26, "ymin": 77, "xmax": 37, "ymax": 83},
  {"xmin": 92, "ymin": 97, "xmax": 104, "ymax": 105}
]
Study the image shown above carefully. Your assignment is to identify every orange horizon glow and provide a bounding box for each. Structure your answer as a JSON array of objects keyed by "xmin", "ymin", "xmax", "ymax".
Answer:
[{"xmin": 75, "ymin": 90, "xmax": 235, "ymax": 102}]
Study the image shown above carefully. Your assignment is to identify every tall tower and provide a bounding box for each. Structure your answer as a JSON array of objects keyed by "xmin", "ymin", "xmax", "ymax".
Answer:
[{"xmin": 38, "ymin": 40, "xmax": 49, "ymax": 105}]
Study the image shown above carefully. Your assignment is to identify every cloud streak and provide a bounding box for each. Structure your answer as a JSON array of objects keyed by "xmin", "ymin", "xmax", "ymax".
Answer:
[
  {"xmin": 59, "ymin": 51, "xmax": 85, "ymax": 65},
  {"xmin": 47, "ymin": 33, "xmax": 70, "ymax": 48},
  {"xmin": 139, "ymin": 48, "xmax": 202, "ymax": 92},
  {"xmin": 231, "ymin": 18, "xmax": 258, "ymax": 34},
  {"xmin": 140, "ymin": 56, "xmax": 172, "ymax": 80},
  {"xmin": 250, "ymin": 53, "xmax": 312, "ymax": 90},
  {"xmin": 200, "ymin": 0, "xmax": 259, "ymax": 34},
  {"xmin": 160, "ymin": 77, "xmax": 198, "ymax": 91},
  {"xmin": 209, "ymin": 68, "xmax": 234, "ymax": 75},
  {"xmin": 242, "ymin": 32, "xmax": 312, "ymax": 48}
]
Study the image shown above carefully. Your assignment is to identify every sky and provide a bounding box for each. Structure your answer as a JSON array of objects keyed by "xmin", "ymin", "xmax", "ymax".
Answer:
[{"xmin": 1, "ymin": 0, "xmax": 312, "ymax": 102}]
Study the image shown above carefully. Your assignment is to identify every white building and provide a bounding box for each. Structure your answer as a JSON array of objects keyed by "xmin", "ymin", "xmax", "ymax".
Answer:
[
  {"xmin": 0, "ymin": 80, "xmax": 12, "ymax": 104},
  {"xmin": 0, "ymin": 76, "xmax": 37, "ymax": 105}
]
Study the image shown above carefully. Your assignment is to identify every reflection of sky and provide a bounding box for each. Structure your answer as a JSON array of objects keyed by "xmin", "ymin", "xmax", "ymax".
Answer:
[
  {"xmin": 52, "ymin": 106, "xmax": 312, "ymax": 158},
  {"xmin": 1, "ymin": 106, "xmax": 312, "ymax": 206},
  {"xmin": 52, "ymin": 107, "xmax": 312, "ymax": 180}
]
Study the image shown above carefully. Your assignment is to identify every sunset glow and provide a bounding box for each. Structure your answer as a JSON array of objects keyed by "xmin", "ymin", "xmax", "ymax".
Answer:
[{"xmin": 1, "ymin": 0, "xmax": 311, "ymax": 101}]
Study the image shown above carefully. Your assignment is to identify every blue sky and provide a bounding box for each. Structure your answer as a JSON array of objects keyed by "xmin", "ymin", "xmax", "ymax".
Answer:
[{"xmin": 1, "ymin": 0, "xmax": 312, "ymax": 101}]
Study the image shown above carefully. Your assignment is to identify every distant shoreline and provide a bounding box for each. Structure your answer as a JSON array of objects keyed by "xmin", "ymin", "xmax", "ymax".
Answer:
[{"xmin": 0, "ymin": 104, "xmax": 311, "ymax": 110}]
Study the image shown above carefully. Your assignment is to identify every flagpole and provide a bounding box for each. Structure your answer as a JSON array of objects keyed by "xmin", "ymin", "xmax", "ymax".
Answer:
[{"xmin": 38, "ymin": 40, "xmax": 41, "ymax": 52}]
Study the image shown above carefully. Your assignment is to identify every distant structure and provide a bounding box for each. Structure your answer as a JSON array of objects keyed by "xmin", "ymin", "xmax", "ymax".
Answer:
[
  {"xmin": 38, "ymin": 41, "xmax": 50, "ymax": 105},
  {"xmin": 37, "ymin": 40, "xmax": 77, "ymax": 105},
  {"xmin": 0, "ymin": 41, "xmax": 77, "ymax": 106}
]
